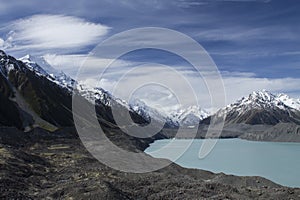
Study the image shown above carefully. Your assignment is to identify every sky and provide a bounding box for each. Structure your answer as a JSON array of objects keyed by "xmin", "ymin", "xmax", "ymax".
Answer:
[{"xmin": 0, "ymin": 0, "xmax": 300, "ymax": 112}]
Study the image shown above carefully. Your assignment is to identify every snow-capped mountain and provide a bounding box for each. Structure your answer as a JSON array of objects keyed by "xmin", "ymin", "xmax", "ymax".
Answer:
[
  {"xmin": 16, "ymin": 54, "xmax": 170, "ymax": 126},
  {"xmin": 0, "ymin": 50, "xmax": 150, "ymax": 129},
  {"xmin": 14, "ymin": 53, "xmax": 300, "ymax": 128},
  {"xmin": 221, "ymin": 90, "xmax": 300, "ymax": 113},
  {"xmin": 0, "ymin": 50, "xmax": 75, "ymax": 128},
  {"xmin": 13, "ymin": 53, "xmax": 210, "ymax": 128},
  {"xmin": 77, "ymin": 83, "xmax": 131, "ymax": 110},
  {"xmin": 169, "ymin": 105, "xmax": 209, "ymax": 127},
  {"xmin": 18, "ymin": 54, "xmax": 122, "ymax": 108},
  {"xmin": 129, "ymin": 98, "xmax": 179, "ymax": 127},
  {"xmin": 129, "ymin": 99, "xmax": 209, "ymax": 127},
  {"xmin": 19, "ymin": 55, "xmax": 75, "ymax": 91},
  {"xmin": 130, "ymin": 98, "xmax": 164, "ymax": 122},
  {"xmin": 277, "ymin": 93, "xmax": 300, "ymax": 111},
  {"xmin": 214, "ymin": 90, "xmax": 300, "ymax": 125}
]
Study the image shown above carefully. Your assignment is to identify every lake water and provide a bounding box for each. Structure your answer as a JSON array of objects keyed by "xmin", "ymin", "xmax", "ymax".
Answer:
[{"xmin": 145, "ymin": 138, "xmax": 300, "ymax": 187}]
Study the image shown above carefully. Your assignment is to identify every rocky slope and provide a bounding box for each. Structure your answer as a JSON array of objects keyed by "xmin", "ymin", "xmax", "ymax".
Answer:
[
  {"xmin": 1, "ymin": 127, "xmax": 300, "ymax": 199},
  {"xmin": 0, "ymin": 50, "xmax": 153, "ymax": 131},
  {"xmin": 0, "ymin": 50, "xmax": 74, "ymax": 130}
]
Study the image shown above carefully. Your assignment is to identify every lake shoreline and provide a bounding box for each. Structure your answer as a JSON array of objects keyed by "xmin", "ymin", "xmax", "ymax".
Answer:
[{"xmin": 145, "ymin": 138, "xmax": 300, "ymax": 188}]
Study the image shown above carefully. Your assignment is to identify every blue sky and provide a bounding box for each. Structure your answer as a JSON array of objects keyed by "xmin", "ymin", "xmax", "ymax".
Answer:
[{"xmin": 0, "ymin": 0, "xmax": 299, "ymax": 111}]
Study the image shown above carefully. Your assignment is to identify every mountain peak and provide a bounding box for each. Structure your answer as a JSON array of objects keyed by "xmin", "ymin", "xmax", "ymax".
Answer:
[
  {"xmin": 19, "ymin": 54, "xmax": 75, "ymax": 91},
  {"xmin": 19, "ymin": 54, "xmax": 32, "ymax": 61},
  {"xmin": 276, "ymin": 93, "xmax": 300, "ymax": 111},
  {"xmin": 169, "ymin": 105, "xmax": 209, "ymax": 127},
  {"xmin": 19, "ymin": 54, "xmax": 54, "ymax": 72},
  {"xmin": 248, "ymin": 90, "xmax": 276, "ymax": 102},
  {"xmin": 221, "ymin": 90, "xmax": 300, "ymax": 117},
  {"xmin": 228, "ymin": 90, "xmax": 282, "ymax": 110}
]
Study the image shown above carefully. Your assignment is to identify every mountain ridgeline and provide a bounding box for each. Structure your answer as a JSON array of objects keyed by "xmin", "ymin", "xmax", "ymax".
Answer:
[
  {"xmin": 1, "ymin": 50, "xmax": 300, "ymax": 142},
  {"xmin": 0, "ymin": 50, "xmax": 151, "ymax": 131},
  {"xmin": 0, "ymin": 50, "xmax": 206, "ymax": 132},
  {"xmin": 197, "ymin": 90, "xmax": 300, "ymax": 142},
  {"xmin": 0, "ymin": 50, "xmax": 74, "ymax": 129}
]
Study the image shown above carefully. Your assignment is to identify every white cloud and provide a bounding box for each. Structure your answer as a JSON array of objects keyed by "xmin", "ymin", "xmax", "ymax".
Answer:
[{"xmin": 3, "ymin": 14, "xmax": 110, "ymax": 52}]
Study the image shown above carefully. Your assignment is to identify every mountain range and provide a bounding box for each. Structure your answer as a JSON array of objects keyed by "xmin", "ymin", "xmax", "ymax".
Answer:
[
  {"xmin": 1, "ymin": 50, "xmax": 300, "ymax": 142},
  {"xmin": 1, "ymin": 51, "xmax": 210, "ymax": 129},
  {"xmin": 129, "ymin": 98, "xmax": 209, "ymax": 128},
  {"xmin": 0, "ymin": 50, "xmax": 167, "ymax": 152}
]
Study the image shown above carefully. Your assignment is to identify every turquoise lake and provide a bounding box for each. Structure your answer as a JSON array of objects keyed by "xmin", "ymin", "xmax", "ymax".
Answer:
[{"xmin": 145, "ymin": 138, "xmax": 300, "ymax": 187}]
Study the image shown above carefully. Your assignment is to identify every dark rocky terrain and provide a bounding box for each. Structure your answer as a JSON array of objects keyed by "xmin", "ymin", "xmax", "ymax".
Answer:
[{"xmin": 1, "ymin": 126, "xmax": 300, "ymax": 199}]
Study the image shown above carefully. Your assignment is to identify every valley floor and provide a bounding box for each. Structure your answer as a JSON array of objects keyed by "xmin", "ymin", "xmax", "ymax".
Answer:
[{"xmin": 1, "ymin": 127, "xmax": 300, "ymax": 199}]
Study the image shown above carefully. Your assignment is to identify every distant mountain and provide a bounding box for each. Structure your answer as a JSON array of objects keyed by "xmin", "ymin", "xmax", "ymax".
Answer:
[
  {"xmin": 129, "ymin": 99, "xmax": 209, "ymax": 128},
  {"xmin": 129, "ymin": 98, "xmax": 179, "ymax": 128},
  {"xmin": 216, "ymin": 90, "xmax": 300, "ymax": 125},
  {"xmin": 197, "ymin": 90, "xmax": 300, "ymax": 142},
  {"xmin": 170, "ymin": 105, "xmax": 209, "ymax": 127}
]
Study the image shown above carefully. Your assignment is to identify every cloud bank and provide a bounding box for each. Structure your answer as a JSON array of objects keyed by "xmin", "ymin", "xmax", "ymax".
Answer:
[{"xmin": 1, "ymin": 14, "xmax": 110, "ymax": 54}]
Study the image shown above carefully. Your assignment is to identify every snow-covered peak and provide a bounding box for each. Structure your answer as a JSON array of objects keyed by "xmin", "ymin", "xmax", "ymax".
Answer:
[
  {"xmin": 277, "ymin": 93, "xmax": 300, "ymax": 111},
  {"xmin": 169, "ymin": 105, "xmax": 209, "ymax": 127},
  {"xmin": 18, "ymin": 54, "xmax": 128, "ymax": 108},
  {"xmin": 129, "ymin": 98, "xmax": 167, "ymax": 123},
  {"xmin": 128, "ymin": 98, "xmax": 210, "ymax": 127},
  {"xmin": 171, "ymin": 105, "xmax": 209, "ymax": 120},
  {"xmin": 19, "ymin": 54, "xmax": 75, "ymax": 91},
  {"xmin": 76, "ymin": 83, "xmax": 112, "ymax": 106},
  {"xmin": 19, "ymin": 54, "xmax": 48, "ymax": 76},
  {"xmin": 248, "ymin": 89, "xmax": 276, "ymax": 102},
  {"xmin": 20, "ymin": 54, "xmax": 58, "ymax": 75},
  {"xmin": 19, "ymin": 54, "xmax": 31, "ymax": 61},
  {"xmin": 221, "ymin": 90, "xmax": 300, "ymax": 115}
]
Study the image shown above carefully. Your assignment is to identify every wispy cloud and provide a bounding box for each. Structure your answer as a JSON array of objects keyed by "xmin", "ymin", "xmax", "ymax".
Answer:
[
  {"xmin": 195, "ymin": 26, "xmax": 298, "ymax": 42},
  {"xmin": 1, "ymin": 14, "xmax": 110, "ymax": 54},
  {"xmin": 177, "ymin": 0, "xmax": 271, "ymax": 7}
]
